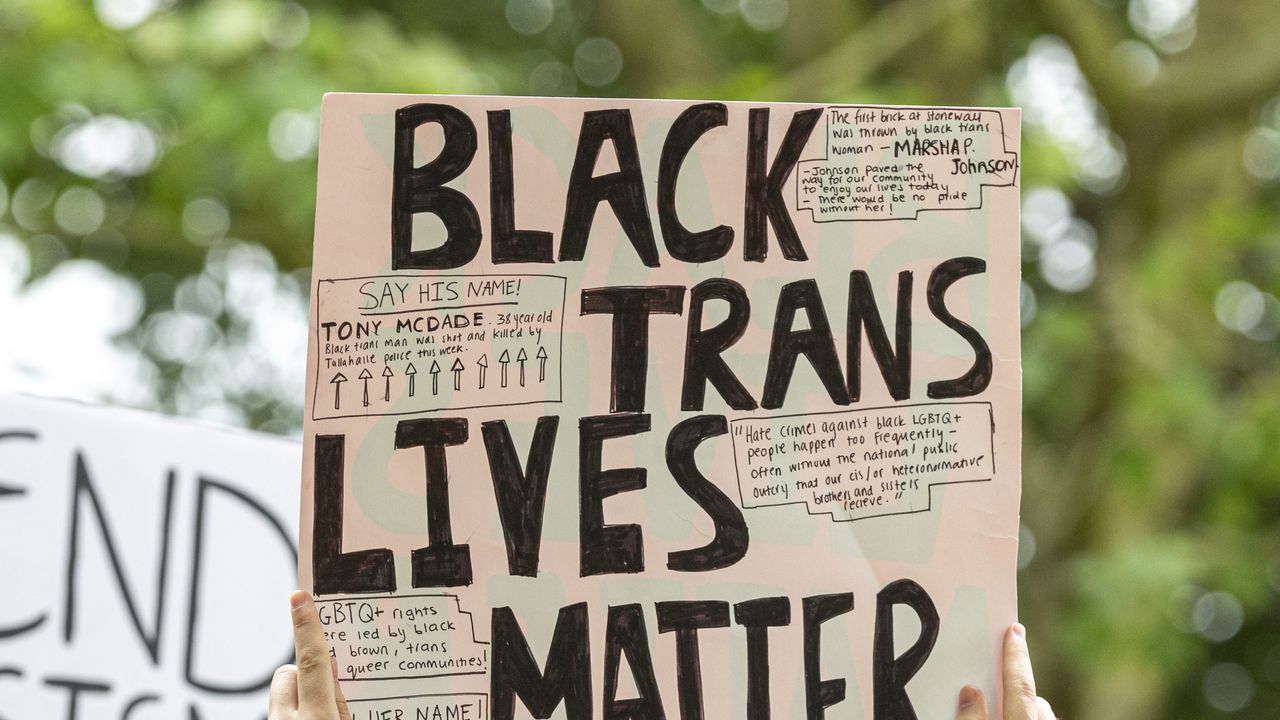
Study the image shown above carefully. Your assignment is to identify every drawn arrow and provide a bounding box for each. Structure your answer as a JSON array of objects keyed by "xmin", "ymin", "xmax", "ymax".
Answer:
[
  {"xmin": 498, "ymin": 349, "xmax": 510, "ymax": 388},
  {"xmin": 477, "ymin": 354, "xmax": 489, "ymax": 389},
  {"xmin": 405, "ymin": 362, "xmax": 417, "ymax": 397},
  {"xmin": 358, "ymin": 368, "xmax": 373, "ymax": 407},
  {"xmin": 536, "ymin": 346, "xmax": 548, "ymax": 382},
  {"xmin": 330, "ymin": 372, "xmax": 348, "ymax": 410},
  {"xmin": 429, "ymin": 360, "xmax": 441, "ymax": 395},
  {"xmin": 450, "ymin": 358, "xmax": 465, "ymax": 391},
  {"xmin": 382, "ymin": 365, "xmax": 394, "ymax": 402},
  {"xmin": 516, "ymin": 347, "xmax": 528, "ymax": 387}
]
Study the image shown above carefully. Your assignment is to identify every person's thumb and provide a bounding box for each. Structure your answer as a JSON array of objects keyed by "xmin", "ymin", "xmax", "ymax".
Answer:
[
  {"xmin": 1003, "ymin": 624, "xmax": 1040, "ymax": 720},
  {"xmin": 290, "ymin": 591, "xmax": 338, "ymax": 714},
  {"xmin": 955, "ymin": 684, "xmax": 988, "ymax": 720}
]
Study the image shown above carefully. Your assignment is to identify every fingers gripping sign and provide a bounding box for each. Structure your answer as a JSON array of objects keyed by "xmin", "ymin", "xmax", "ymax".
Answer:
[
  {"xmin": 955, "ymin": 685, "xmax": 988, "ymax": 720},
  {"xmin": 953, "ymin": 625, "xmax": 1056, "ymax": 720},
  {"xmin": 270, "ymin": 591, "xmax": 351, "ymax": 720},
  {"xmin": 1002, "ymin": 624, "xmax": 1044, "ymax": 720},
  {"xmin": 268, "ymin": 664, "xmax": 299, "ymax": 717}
]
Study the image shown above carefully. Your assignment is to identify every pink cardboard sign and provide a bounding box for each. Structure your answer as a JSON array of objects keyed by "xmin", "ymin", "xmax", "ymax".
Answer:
[{"xmin": 300, "ymin": 94, "xmax": 1021, "ymax": 720}]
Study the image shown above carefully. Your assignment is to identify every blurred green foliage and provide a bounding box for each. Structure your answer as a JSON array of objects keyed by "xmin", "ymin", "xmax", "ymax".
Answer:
[{"xmin": 1, "ymin": 0, "xmax": 1279, "ymax": 717}]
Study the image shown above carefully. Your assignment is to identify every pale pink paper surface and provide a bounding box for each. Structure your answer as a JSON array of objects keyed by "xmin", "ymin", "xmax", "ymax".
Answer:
[{"xmin": 300, "ymin": 93, "xmax": 1021, "ymax": 719}]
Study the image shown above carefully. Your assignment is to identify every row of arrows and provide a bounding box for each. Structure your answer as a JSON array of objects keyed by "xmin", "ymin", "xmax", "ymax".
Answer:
[{"xmin": 328, "ymin": 346, "xmax": 549, "ymax": 409}]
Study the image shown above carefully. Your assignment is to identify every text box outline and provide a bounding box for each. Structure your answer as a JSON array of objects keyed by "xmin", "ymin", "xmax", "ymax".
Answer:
[
  {"xmin": 729, "ymin": 400, "xmax": 997, "ymax": 523},
  {"xmin": 315, "ymin": 592, "xmax": 491, "ymax": 682},
  {"xmin": 311, "ymin": 273, "xmax": 567, "ymax": 421},
  {"xmin": 348, "ymin": 692, "xmax": 489, "ymax": 720},
  {"xmin": 794, "ymin": 105, "xmax": 1019, "ymax": 223}
]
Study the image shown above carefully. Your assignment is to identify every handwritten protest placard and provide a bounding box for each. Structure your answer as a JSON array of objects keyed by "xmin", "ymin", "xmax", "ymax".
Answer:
[
  {"xmin": 0, "ymin": 394, "xmax": 299, "ymax": 717},
  {"xmin": 300, "ymin": 94, "xmax": 1021, "ymax": 720}
]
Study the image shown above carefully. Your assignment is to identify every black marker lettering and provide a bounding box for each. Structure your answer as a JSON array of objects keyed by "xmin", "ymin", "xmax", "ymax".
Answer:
[
  {"xmin": 396, "ymin": 418, "xmax": 473, "ymax": 588},
  {"xmin": 560, "ymin": 110, "xmax": 659, "ymax": 267},
  {"xmin": 745, "ymin": 108, "xmax": 821, "ymax": 262},
  {"xmin": 391, "ymin": 103, "xmax": 482, "ymax": 269},
  {"xmin": 848, "ymin": 270, "xmax": 913, "ymax": 402},
  {"xmin": 0, "ymin": 430, "xmax": 44, "ymax": 640},
  {"xmin": 122, "ymin": 694, "xmax": 160, "ymax": 719},
  {"xmin": 491, "ymin": 603, "xmax": 591, "ymax": 720},
  {"xmin": 44, "ymin": 677, "xmax": 109, "ymax": 720},
  {"xmin": 186, "ymin": 478, "xmax": 297, "ymax": 693},
  {"xmin": 488, "ymin": 110, "xmax": 554, "ymax": 263},
  {"xmin": 656, "ymin": 601, "xmax": 730, "ymax": 720},
  {"xmin": 666, "ymin": 415, "xmax": 747, "ymax": 572},
  {"xmin": 659, "ymin": 103, "xmax": 732, "ymax": 263},
  {"xmin": 762, "ymin": 279, "xmax": 851, "ymax": 409},
  {"xmin": 482, "ymin": 417, "xmax": 559, "ymax": 577},
  {"xmin": 873, "ymin": 580, "xmax": 939, "ymax": 720},
  {"xmin": 63, "ymin": 455, "xmax": 175, "ymax": 664},
  {"xmin": 312, "ymin": 435, "xmax": 396, "ymax": 594},
  {"xmin": 734, "ymin": 597, "xmax": 791, "ymax": 720},
  {"xmin": 682, "ymin": 279, "xmax": 756, "ymax": 411},
  {"xmin": 604, "ymin": 604, "xmax": 666, "ymax": 720},
  {"xmin": 582, "ymin": 286, "xmax": 685, "ymax": 413},
  {"xmin": 579, "ymin": 414, "xmax": 650, "ymax": 576},
  {"xmin": 926, "ymin": 257, "xmax": 992, "ymax": 398},
  {"xmin": 804, "ymin": 593, "xmax": 854, "ymax": 720}
]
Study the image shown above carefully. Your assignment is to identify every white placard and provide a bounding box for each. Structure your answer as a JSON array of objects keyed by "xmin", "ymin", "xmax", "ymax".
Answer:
[{"xmin": 0, "ymin": 394, "xmax": 300, "ymax": 718}]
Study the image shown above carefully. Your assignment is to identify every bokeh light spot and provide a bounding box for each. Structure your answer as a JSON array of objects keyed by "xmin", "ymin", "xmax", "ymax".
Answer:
[
  {"xmin": 94, "ymin": 0, "xmax": 169, "ymax": 30},
  {"xmin": 740, "ymin": 0, "xmax": 789, "ymax": 31},
  {"xmin": 506, "ymin": 0, "xmax": 554, "ymax": 35},
  {"xmin": 1191, "ymin": 591, "xmax": 1245, "ymax": 643},
  {"xmin": 1202, "ymin": 662, "xmax": 1253, "ymax": 713},
  {"xmin": 1129, "ymin": 0, "xmax": 1197, "ymax": 54},
  {"xmin": 574, "ymin": 37, "xmax": 623, "ymax": 87},
  {"xmin": 1039, "ymin": 221, "xmax": 1097, "ymax": 293},
  {"xmin": 528, "ymin": 61, "xmax": 576, "ymax": 96},
  {"xmin": 53, "ymin": 115, "xmax": 160, "ymax": 179},
  {"xmin": 1215, "ymin": 281, "xmax": 1263, "ymax": 331},
  {"xmin": 269, "ymin": 109, "xmax": 320, "ymax": 162},
  {"xmin": 261, "ymin": 2, "xmax": 310, "ymax": 49},
  {"xmin": 1243, "ymin": 127, "xmax": 1280, "ymax": 182},
  {"xmin": 702, "ymin": 0, "xmax": 738, "ymax": 14},
  {"xmin": 54, "ymin": 187, "xmax": 107, "ymax": 236},
  {"xmin": 12, "ymin": 179, "xmax": 55, "ymax": 232},
  {"xmin": 183, "ymin": 197, "xmax": 230, "ymax": 246},
  {"xmin": 1112, "ymin": 40, "xmax": 1161, "ymax": 85},
  {"xmin": 1008, "ymin": 36, "xmax": 1127, "ymax": 193}
]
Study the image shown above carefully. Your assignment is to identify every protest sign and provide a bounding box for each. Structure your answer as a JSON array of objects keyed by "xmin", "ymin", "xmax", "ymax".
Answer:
[
  {"xmin": 300, "ymin": 94, "xmax": 1021, "ymax": 719},
  {"xmin": 0, "ymin": 393, "xmax": 299, "ymax": 718}
]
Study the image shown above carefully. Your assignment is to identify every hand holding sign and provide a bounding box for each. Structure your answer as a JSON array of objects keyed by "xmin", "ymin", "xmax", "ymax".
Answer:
[
  {"xmin": 270, "ymin": 591, "xmax": 351, "ymax": 720},
  {"xmin": 301, "ymin": 95, "xmax": 1023, "ymax": 719},
  {"xmin": 954, "ymin": 625, "xmax": 1056, "ymax": 720}
]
